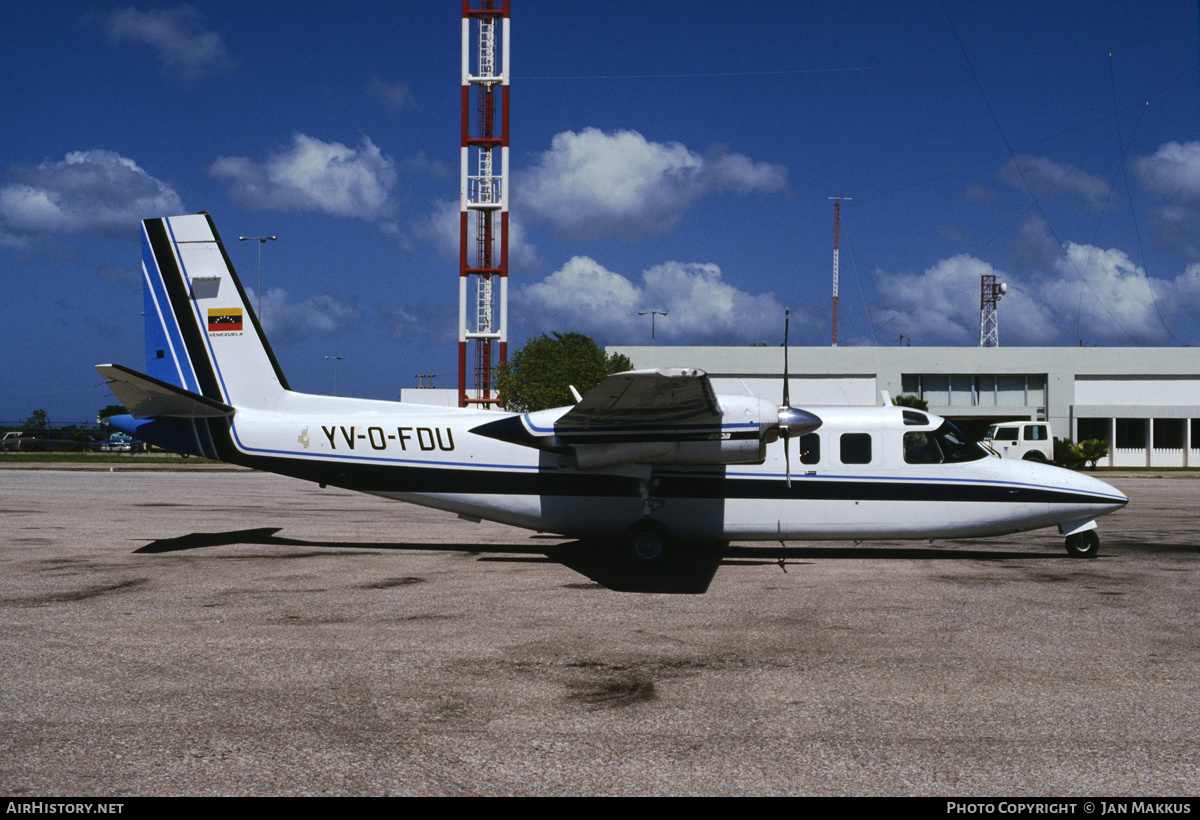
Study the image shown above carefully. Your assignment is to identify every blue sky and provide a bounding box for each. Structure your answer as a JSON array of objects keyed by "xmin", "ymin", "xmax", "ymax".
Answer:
[{"xmin": 2, "ymin": 1, "xmax": 1197, "ymax": 423}]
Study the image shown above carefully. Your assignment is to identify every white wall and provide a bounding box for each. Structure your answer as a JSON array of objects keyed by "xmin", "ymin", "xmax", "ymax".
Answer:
[{"xmin": 1075, "ymin": 376, "xmax": 1200, "ymax": 406}]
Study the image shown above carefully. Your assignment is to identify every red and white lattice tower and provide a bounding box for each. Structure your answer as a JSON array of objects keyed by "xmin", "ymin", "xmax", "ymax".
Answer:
[
  {"xmin": 979, "ymin": 272, "xmax": 1006, "ymax": 347},
  {"xmin": 459, "ymin": 0, "xmax": 509, "ymax": 407},
  {"xmin": 828, "ymin": 197, "xmax": 851, "ymax": 347}
]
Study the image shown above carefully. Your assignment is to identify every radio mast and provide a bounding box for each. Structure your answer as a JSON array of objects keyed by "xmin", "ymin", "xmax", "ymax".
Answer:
[
  {"xmin": 459, "ymin": 0, "xmax": 510, "ymax": 407},
  {"xmin": 979, "ymin": 272, "xmax": 1006, "ymax": 347},
  {"xmin": 828, "ymin": 197, "xmax": 851, "ymax": 346}
]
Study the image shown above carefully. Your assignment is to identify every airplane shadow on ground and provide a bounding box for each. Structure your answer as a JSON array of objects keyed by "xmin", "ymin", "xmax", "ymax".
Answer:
[{"xmin": 134, "ymin": 528, "xmax": 1075, "ymax": 594}]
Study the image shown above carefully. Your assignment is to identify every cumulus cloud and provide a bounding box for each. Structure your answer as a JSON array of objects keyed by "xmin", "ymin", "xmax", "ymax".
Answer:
[
  {"xmin": 103, "ymin": 5, "xmax": 234, "ymax": 80},
  {"xmin": 248, "ymin": 287, "xmax": 359, "ymax": 345},
  {"xmin": 997, "ymin": 155, "xmax": 1111, "ymax": 210},
  {"xmin": 1128, "ymin": 142, "xmax": 1200, "ymax": 260},
  {"xmin": 1134, "ymin": 141, "xmax": 1200, "ymax": 201},
  {"xmin": 210, "ymin": 134, "xmax": 397, "ymax": 220},
  {"xmin": 400, "ymin": 151, "xmax": 451, "ymax": 179},
  {"xmin": 381, "ymin": 302, "xmax": 456, "ymax": 346},
  {"xmin": 1008, "ymin": 214, "xmax": 1063, "ymax": 272},
  {"xmin": 366, "ymin": 76, "xmax": 417, "ymax": 116},
  {"xmin": 1043, "ymin": 243, "xmax": 1181, "ymax": 344},
  {"xmin": 1168, "ymin": 262, "xmax": 1200, "ymax": 314},
  {"xmin": 518, "ymin": 256, "xmax": 789, "ymax": 345},
  {"xmin": 517, "ymin": 128, "xmax": 788, "ymax": 240},
  {"xmin": 0, "ymin": 149, "xmax": 183, "ymax": 238},
  {"xmin": 871, "ymin": 245, "xmax": 1199, "ymax": 346},
  {"xmin": 872, "ymin": 254, "xmax": 1056, "ymax": 346}
]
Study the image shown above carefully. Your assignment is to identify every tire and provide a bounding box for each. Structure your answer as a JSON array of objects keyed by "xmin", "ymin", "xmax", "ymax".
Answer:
[
  {"xmin": 1023, "ymin": 451, "xmax": 1048, "ymax": 463},
  {"xmin": 626, "ymin": 520, "xmax": 671, "ymax": 562},
  {"xmin": 1065, "ymin": 530, "xmax": 1100, "ymax": 558}
]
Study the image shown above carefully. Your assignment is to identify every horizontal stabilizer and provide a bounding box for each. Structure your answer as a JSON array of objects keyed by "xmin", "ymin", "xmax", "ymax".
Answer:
[{"xmin": 96, "ymin": 363, "xmax": 234, "ymax": 418}]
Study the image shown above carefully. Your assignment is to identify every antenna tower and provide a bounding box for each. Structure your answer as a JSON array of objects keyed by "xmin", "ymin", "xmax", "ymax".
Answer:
[
  {"xmin": 828, "ymin": 197, "xmax": 851, "ymax": 346},
  {"xmin": 979, "ymin": 272, "xmax": 1006, "ymax": 347},
  {"xmin": 459, "ymin": 0, "xmax": 509, "ymax": 407}
]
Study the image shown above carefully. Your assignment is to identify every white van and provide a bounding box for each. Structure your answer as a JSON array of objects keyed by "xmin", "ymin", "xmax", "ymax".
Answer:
[{"xmin": 983, "ymin": 421, "xmax": 1053, "ymax": 462}]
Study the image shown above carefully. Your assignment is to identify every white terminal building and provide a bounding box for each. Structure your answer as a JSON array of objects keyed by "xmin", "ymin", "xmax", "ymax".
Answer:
[{"xmin": 608, "ymin": 345, "xmax": 1200, "ymax": 469}]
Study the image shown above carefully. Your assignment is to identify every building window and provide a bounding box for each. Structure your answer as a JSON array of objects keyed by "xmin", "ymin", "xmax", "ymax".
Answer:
[
  {"xmin": 976, "ymin": 375, "xmax": 996, "ymax": 407},
  {"xmin": 1115, "ymin": 418, "xmax": 1147, "ymax": 449},
  {"xmin": 900, "ymin": 374, "xmax": 1046, "ymax": 409},
  {"xmin": 997, "ymin": 375, "xmax": 1026, "ymax": 406},
  {"xmin": 949, "ymin": 375, "xmax": 974, "ymax": 406},
  {"xmin": 1077, "ymin": 418, "xmax": 1109, "ymax": 442},
  {"xmin": 1153, "ymin": 419, "xmax": 1185, "ymax": 449},
  {"xmin": 921, "ymin": 375, "xmax": 949, "ymax": 406}
]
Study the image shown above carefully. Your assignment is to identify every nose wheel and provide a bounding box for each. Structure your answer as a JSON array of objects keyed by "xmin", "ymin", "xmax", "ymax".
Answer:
[{"xmin": 1064, "ymin": 530, "xmax": 1100, "ymax": 558}]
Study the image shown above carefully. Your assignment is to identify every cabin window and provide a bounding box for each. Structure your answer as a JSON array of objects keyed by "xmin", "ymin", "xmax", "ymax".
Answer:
[
  {"xmin": 840, "ymin": 433, "xmax": 872, "ymax": 464},
  {"xmin": 904, "ymin": 422, "xmax": 989, "ymax": 464},
  {"xmin": 992, "ymin": 426, "xmax": 1018, "ymax": 441},
  {"xmin": 1023, "ymin": 425, "xmax": 1048, "ymax": 441},
  {"xmin": 903, "ymin": 432, "xmax": 942, "ymax": 464},
  {"xmin": 799, "ymin": 432, "xmax": 820, "ymax": 465}
]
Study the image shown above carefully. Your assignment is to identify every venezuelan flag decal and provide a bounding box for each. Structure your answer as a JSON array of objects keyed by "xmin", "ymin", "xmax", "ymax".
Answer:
[{"xmin": 208, "ymin": 307, "xmax": 243, "ymax": 332}]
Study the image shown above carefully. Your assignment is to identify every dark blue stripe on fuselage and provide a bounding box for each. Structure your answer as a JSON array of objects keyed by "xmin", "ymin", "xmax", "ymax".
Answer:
[{"xmin": 196, "ymin": 427, "xmax": 1115, "ymax": 507}]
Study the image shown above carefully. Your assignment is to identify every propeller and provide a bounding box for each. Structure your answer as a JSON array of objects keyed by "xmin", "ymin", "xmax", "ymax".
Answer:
[{"xmin": 777, "ymin": 309, "xmax": 821, "ymax": 486}]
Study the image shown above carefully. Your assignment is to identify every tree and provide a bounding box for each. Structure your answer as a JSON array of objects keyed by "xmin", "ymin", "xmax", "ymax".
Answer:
[
  {"xmin": 21, "ymin": 409, "xmax": 48, "ymax": 429},
  {"xmin": 891, "ymin": 394, "xmax": 929, "ymax": 411},
  {"xmin": 98, "ymin": 404, "xmax": 127, "ymax": 422},
  {"xmin": 1076, "ymin": 438, "xmax": 1110, "ymax": 469},
  {"xmin": 1054, "ymin": 437, "xmax": 1109, "ymax": 470},
  {"xmin": 495, "ymin": 332, "xmax": 633, "ymax": 413}
]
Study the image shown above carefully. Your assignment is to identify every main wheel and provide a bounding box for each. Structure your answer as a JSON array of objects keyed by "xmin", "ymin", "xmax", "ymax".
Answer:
[
  {"xmin": 626, "ymin": 520, "xmax": 671, "ymax": 562},
  {"xmin": 1065, "ymin": 530, "xmax": 1100, "ymax": 558}
]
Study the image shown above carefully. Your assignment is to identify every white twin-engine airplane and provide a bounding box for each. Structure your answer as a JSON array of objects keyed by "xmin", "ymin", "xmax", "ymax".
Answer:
[{"xmin": 98, "ymin": 213, "xmax": 1127, "ymax": 564}]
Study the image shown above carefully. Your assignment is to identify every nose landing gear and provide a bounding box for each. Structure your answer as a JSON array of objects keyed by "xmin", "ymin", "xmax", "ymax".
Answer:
[{"xmin": 1064, "ymin": 530, "xmax": 1100, "ymax": 558}]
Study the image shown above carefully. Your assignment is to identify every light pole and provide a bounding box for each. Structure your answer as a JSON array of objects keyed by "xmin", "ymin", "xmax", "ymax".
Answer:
[
  {"xmin": 238, "ymin": 235, "xmax": 277, "ymax": 319},
  {"xmin": 324, "ymin": 356, "xmax": 344, "ymax": 396},
  {"xmin": 638, "ymin": 310, "xmax": 668, "ymax": 345}
]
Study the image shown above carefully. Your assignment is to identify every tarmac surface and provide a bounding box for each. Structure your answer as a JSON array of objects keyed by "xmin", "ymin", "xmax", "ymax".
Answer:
[{"xmin": 0, "ymin": 466, "xmax": 1197, "ymax": 796}]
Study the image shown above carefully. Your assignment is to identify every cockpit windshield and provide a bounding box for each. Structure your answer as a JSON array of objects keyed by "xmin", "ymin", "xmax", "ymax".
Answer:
[{"xmin": 903, "ymin": 421, "xmax": 989, "ymax": 464}]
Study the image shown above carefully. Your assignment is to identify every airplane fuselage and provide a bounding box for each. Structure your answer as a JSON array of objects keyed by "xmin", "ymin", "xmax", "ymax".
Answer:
[{"xmin": 129, "ymin": 395, "xmax": 1125, "ymax": 545}]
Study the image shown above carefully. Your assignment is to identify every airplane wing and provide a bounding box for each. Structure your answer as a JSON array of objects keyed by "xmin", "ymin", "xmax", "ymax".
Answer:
[
  {"xmin": 557, "ymin": 368, "xmax": 720, "ymax": 438},
  {"xmin": 96, "ymin": 364, "xmax": 234, "ymax": 419},
  {"xmin": 472, "ymin": 369, "xmax": 803, "ymax": 470}
]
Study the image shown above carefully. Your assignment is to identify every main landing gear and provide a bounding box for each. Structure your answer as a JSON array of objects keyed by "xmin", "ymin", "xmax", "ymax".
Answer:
[
  {"xmin": 626, "ymin": 519, "xmax": 671, "ymax": 562},
  {"xmin": 1064, "ymin": 530, "xmax": 1100, "ymax": 558}
]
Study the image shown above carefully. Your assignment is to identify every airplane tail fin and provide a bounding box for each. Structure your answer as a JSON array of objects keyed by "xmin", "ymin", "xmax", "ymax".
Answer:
[{"xmin": 138, "ymin": 213, "xmax": 290, "ymax": 410}]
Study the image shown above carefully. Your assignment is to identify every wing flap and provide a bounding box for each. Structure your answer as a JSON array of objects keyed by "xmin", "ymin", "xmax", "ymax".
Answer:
[{"xmin": 96, "ymin": 364, "xmax": 234, "ymax": 418}]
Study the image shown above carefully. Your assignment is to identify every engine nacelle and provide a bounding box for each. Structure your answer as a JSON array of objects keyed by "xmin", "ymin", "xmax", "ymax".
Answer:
[{"xmin": 567, "ymin": 394, "xmax": 778, "ymax": 470}]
